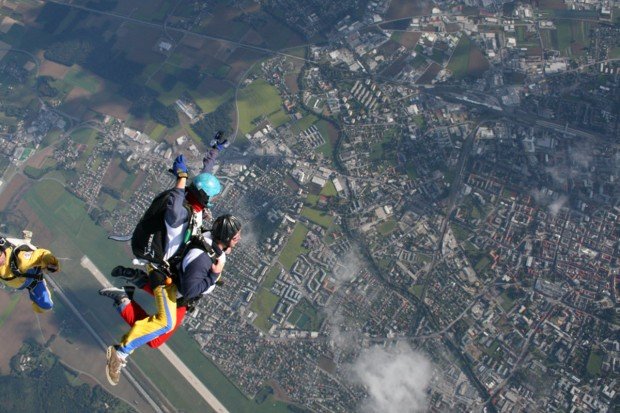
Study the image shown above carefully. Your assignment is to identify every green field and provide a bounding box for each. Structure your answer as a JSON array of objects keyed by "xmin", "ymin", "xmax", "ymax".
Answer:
[
  {"xmin": 315, "ymin": 120, "xmax": 337, "ymax": 159},
  {"xmin": 64, "ymin": 66, "xmax": 101, "ymax": 93},
  {"xmin": 305, "ymin": 194, "xmax": 319, "ymax": 206},
  {"xmin": 287, "ymin": 298, "xmax": 324, "ymax": 331},
  {"xmin": 279, "ymin": 223, "xmax": 309, "ymax": 271},
  {"xmin": 448, "ymin": 36, "xmax": 471, "ymax": 78},
  {"xmin": 190, "ymin": 88, "xmax": 233, "ymax": 114},
  {"xmin": 301, "ymin": 207, "xmax": 334, "ymax": 229},
  {"xmin": 499, "ymin": 292, "xmax": 515, "ymax": 312},
  {"xmin": 609, "ymin": 47, "xmax": 620, "ymax": 59},
  {"xmin": 154, "ymin": 82, "xmax": 186, "ymax": 106},
  {"xmin": 292, "ymin": 114, "xmax": 318, "ymax": 134},
  {"xmin": 70, "ymin": 127, "xmax": 97, "ymax": 144},
  {"xmin": 586, "ymin": 350, "xmax": 604, "ymax": 376},
  {"xmin": 377, "ymin": 218, "xmax": 397, "ymax": 235},
  {"xmin": 237, "ymin": 79, "xmax": 288, "ymax": 134},
  {"xmin": 262, "ymin": 266, "xmax": 281, "ymax": 290},
  {"xmin": 553, "ymin": 20, "xmax": 591, "ymax": 56},
  {"xmin": 251, "ymin": 289, "xmax": 280, "ymax": 332},
  {"xmin": 149, "ymin": 123, "xmax": 167, "ymax": 141},
  {"xmin": 320, "ymin": 180, "xmax": 338, "ymax": 197}
]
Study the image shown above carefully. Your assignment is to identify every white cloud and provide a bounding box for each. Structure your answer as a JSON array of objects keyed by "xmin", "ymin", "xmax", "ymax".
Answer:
[
  {"xmin": 333, "ymin": 249, "xmax": 362, "ymax": 285},
  {"xmin": 548, "ymin": 195, "xmax": 568, "ymax": 216},
  {"xmin": 348, "ymin": 343, "xmax": 432, "ymax": 413}
]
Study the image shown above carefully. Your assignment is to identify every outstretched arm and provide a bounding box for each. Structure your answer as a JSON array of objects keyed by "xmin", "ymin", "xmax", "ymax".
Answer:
[
  {"xmin": 19, "ymin": 249, "xmax": 59, "ymax": 273},
  {"xmin": 201, "ymin": 148, "xmax": 219, "ymax": 174},
  {"xmin": 201, "ymin": 131, "xmax": 228, "ymax": 173}
]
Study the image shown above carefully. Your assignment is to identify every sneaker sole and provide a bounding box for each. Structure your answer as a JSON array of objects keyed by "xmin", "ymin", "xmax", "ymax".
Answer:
[{"xmin": 105, "ymin": 346, "xmax": 119, "ymax": 386}]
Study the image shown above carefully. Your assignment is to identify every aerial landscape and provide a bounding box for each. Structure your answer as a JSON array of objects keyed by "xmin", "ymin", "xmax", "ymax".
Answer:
[{"xmin": 0, "ymin": 0, "xmax": 618, "ymax": 412}]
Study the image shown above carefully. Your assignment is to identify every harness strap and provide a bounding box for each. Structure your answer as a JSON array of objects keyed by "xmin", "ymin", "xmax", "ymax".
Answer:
[{"xmin": 3, "ymin": 244, "xmax": 43, "ymax": 281}]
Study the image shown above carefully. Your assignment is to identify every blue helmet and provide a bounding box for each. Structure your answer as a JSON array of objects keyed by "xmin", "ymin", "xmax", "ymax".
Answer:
[{"xmin": 187, "ymin": 173, "xmax": 221, "ymax": 208}]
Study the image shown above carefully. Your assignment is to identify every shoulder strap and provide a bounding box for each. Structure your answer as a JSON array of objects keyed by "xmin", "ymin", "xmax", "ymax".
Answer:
[{"xmin": 5, "ymin": 244, "xmax": 42, "ymax": 281}]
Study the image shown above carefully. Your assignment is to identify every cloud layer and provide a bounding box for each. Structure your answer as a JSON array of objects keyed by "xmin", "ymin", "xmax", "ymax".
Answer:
[{"xmin": 349, "ymin": 343, "xmax": 432, "ymax": 413}]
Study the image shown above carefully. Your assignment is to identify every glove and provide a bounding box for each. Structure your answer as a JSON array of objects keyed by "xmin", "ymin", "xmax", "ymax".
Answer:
[
  {"xmin": 148, "ymin": 268, "xmax": 168, "ymax": 290},
  {"xmin": 172, "ymin": 155, "xmax": 188, "ymax": 179},
  {"xmin": 46, "ymin": 264, "xmax": 59, "ymax": 273},
  {"xmin": 43, "ymin": 255, "xmax": 60, "ymax": 273}
]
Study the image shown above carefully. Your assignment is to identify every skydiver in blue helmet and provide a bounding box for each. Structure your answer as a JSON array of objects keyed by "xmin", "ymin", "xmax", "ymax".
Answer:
[{"xmin": 104, "ymin": 131, "xmax": 229, "ymax": 291}]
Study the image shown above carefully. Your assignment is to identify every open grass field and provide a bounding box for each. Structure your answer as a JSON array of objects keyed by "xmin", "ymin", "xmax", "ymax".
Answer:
[
  {"xmin": 287, "ymin": 298, "xmax": 324, "ymax": 331},
  {"xmin": 301, "ymin": 207, "xmax": 335, "ymax": 229},
  {"xmin": 315, "ymin": 120, "xmax": 338, "ymax": 159},
  {"xmin": 448, "ymin": 36, "xmax": 471, "ymax": 78},
  {"xmin": 320, "ymin": 180, "xmax": 338, "ymax": 197},
  {"xmin": 23, "ymin": 180, "xmax": 127, "ymax": 273},
  {"xmin": 262, "ymin": 266, "xmax": 282, "ymax": 290},
  {"xmin": 237, "ymin": 79, "xmax": 287, "ymax": 134},
  {"xmin": 251, "ymin": 289, "xmax": 280, "ymax": 332},
  {"xmin": 586, "ymin": 350, "xmax": 603, "ymax": 376},
  {"xmin": 447, "ymin": 35, "xmax": 489, "ymax": 78},
  {"xmin": 279, "ymin": 223, "xmax": 309, "ymax": 271},
  {"xmin": 609, "ymin": 47, "xmax": 620, "ymax": 59},
  {"xmin": 133, "ymin": 0, "xmax": 174, "ymax": 22},
  {"xmin": 197, "ymin": 4, "xmax": 252, "ymax": 42},
  {"xmin": 552, "ymin": 20, "xmax": 591, "ymax": 56},
  {"xmin": 377, "ymin": 218, "xmax": 397, "ymax": 235},
  {"xmin": 61, "ymin": 86, "xmax": 93, "ymax": 119},
  {"xmin": 63, "ymin": 65, "xmax": 102, "ymax": 93},
  {"xmin": 87, "ymin": 88, "xmax": 133, "ymax": 120}
]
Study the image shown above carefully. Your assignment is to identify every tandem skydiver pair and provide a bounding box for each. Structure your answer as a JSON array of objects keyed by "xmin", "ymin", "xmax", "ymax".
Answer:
[{"xmin": 100, "ymin": 132, "xmax": 243, "ymax": 386}]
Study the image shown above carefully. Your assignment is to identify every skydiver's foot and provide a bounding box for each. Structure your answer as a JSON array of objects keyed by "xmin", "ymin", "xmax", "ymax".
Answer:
[
  {"xmin": 99, "ymin": 287, "xmax": 133, "ymax": 306},
  {"xmin": 105, "ymin": 345, "xmax": 127, "ymax": 386},
  {"xmin": 111, "ymin": 266, "xmax": 147, "ymax": 288}
]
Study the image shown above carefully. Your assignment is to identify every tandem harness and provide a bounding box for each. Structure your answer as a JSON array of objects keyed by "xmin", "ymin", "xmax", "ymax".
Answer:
[{"xmin": 149, "ymin": 232, "xmax": 222, "ymax": 311}]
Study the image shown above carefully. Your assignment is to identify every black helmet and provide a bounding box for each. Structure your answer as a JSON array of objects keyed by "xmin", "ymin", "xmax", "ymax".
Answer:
[{"xmin": 211, "ymin": 214, "xmax": 241, "ymax": 245}]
